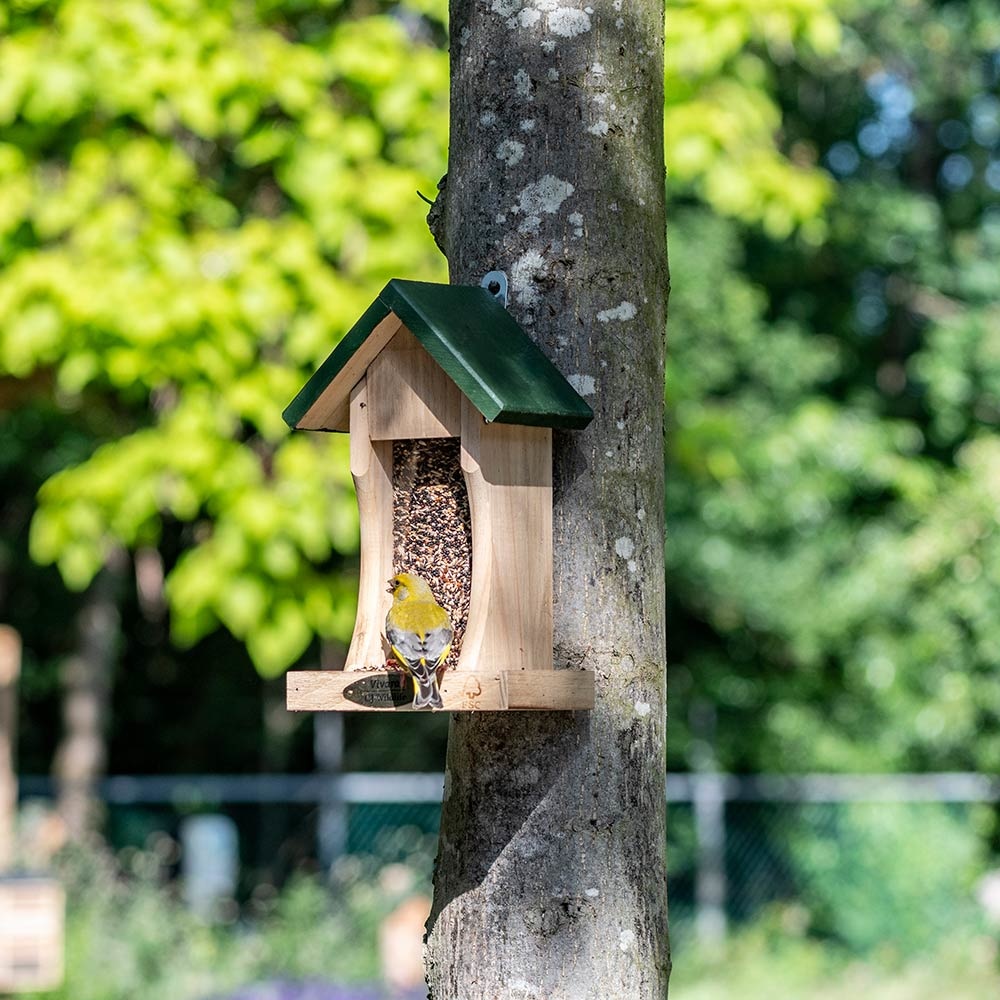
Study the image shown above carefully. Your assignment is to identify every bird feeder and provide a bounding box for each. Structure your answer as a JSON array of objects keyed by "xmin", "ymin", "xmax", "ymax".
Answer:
[{"xmin": 283, "ymin": 278, "xmax": 595, "ymax": 712}]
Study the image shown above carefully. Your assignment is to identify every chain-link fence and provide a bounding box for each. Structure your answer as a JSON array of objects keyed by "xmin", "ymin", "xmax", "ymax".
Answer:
[
  {"xmin": 668, "ymin": 803, "xmax": 992, "ymax": 952},
  {"xmin": 20, "ymin": 772, "xmax": 1000, "ymax": 955}
]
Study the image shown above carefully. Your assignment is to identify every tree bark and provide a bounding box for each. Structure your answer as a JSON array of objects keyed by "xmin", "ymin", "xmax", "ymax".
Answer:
[
  {"xmin": 426, "ymin": 3, "xmax": 669, "ymax": 998},
  {"xmin": 53, "ymin": 553, "xmax": 124, "ymax": 842}
]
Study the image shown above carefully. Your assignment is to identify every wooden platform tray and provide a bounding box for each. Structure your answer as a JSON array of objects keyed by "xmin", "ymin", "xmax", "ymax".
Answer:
[{"xmin": 287, "ymin": 669, "xmax": 594, "ymax": 712}]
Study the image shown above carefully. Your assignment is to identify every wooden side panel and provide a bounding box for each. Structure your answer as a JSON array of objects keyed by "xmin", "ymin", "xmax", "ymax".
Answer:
[
  {"xmin": 457, "ymin": 398, "xmax": 552, "ymax": 673},
  {"xmin": 367, "ymin": 327, "xmax": 462, "ymax": 440},
  {"xmin": 345, "ymin": 379, "xmax": 394, "ymax": 669},
  {"xmin": 297, "ymin": 314, "xmax": 403, "ymax": 431},
  {"xmin": 286, "ymin": 669, "xmax": 592, "ymax": 712}
]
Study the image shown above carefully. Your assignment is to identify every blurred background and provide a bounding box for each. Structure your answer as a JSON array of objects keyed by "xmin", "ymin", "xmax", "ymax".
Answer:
[{"xmin": 1, "ymin": 0, "xmax": 999, "ymax": 997}]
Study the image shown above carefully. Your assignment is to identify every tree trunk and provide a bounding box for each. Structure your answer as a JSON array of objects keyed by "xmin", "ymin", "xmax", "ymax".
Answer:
[
  {"xmin": 425, "ymin": 3, "xmax": 669, "ymax": 998},
  {"xmin": 53, "ymin": 554, "xmax": 124, "ymax": 842}
]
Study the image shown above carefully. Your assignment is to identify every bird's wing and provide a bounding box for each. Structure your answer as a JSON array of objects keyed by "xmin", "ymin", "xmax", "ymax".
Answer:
[
  {"xmin": 385, "ymin": 621, "xmax": 425, "ymax": 667},
  {"xmin": 422, "ymin": 624, "xmax": 454, "ymax": 667}
]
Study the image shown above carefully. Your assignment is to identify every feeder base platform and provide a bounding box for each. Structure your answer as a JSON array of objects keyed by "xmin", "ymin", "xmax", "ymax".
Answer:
[{"xmin": 286, "ymin": 669, "xmax": 594, "ymax": 712}]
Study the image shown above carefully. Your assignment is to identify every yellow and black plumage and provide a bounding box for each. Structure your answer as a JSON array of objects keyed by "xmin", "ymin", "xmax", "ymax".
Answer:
[{"xmin": 385, "ymin": 572, "xmax": 452, "ymax": 710}]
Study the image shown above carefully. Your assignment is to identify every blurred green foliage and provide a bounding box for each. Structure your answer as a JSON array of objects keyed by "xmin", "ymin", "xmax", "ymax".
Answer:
[
  {"xmin": 671, "ymin": 914, "xmax": 999, "ymax": 1000},
  {"xmin": 786, "ymin": 802, "xmax": 987, "ymax": 954},
  {"xmin": 0, "ymin": 0, "xmax": 839, "ymax": 677},
  {"xmin": 1, "ymin": 0, "xmax": 998, "ymax": 792},
  {"xmin": 28, "ymin": 837, "xmax": 433, "ymax": 1000},
  {"xmin": 667, "ymin": 0, "xmax": 1000, "ymax": 775},
  {"xmin": 665, "ymin": 0, "xmax": 838, "ymax": 237},
  {"xmin": 666, "ymin": 797, "xmax": 989, "ymax": 958},
  {"xmin": 1, "ymin": 0, "xmax": 450, "ymax": 675},
  {"xmin": 25, "ymin": 833, "xmax": 1000, "ymax": 1000}
]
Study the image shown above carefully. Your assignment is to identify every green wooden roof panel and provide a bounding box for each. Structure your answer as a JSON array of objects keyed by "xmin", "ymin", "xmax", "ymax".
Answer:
[
  {"xmin": 281, "ymin": 295, "xmax": 391, "ymax": 429},
  {"xmin": 283, "ymin": 279, "xmax": 594, "ymax": 431}
]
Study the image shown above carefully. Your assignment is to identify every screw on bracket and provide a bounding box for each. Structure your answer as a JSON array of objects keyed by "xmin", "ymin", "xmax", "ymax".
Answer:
[{"xmin": 480, "ymin": 270, "xmax": 508, "ymax": 308}]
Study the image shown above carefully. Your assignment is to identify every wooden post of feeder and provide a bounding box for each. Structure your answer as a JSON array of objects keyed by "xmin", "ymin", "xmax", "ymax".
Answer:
[{"xmin": 0, "ymin": 626, "xmax": 19, "ymax": 871}]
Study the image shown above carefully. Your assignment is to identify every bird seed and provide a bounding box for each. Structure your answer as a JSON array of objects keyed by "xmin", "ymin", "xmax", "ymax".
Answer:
[{"xmin": 392, "ymin": 438, "xmax": 472, "ymax": 666}]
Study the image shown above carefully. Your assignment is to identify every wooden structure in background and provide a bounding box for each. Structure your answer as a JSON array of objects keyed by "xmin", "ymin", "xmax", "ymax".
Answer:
[
  {"xmin": 0, "ymin": 627, "xmax": 19, "ymax": 870},
  {"xmin": 0, "ymin": 627, "xmax": 65, "ymax": 994},
  {"xmin": 283, "ymin": 280, "xmax": 594, "ymax": 712},
  {"xmin": 0, "ymin": 877, "xmax": 65, "ymax": 993}
]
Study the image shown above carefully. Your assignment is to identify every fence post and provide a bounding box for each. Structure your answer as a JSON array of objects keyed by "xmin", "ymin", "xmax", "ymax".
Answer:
[
  {"xmin": 314, "ymin": 642, "xmax": 348, "ymax": 867},
  {"xmin": 314, "ymin": 713, "xmax": 348, "ymax": 866},
  {"xmin": 693, "ymin": 771, "xmax": 728, "ymax": 945}
]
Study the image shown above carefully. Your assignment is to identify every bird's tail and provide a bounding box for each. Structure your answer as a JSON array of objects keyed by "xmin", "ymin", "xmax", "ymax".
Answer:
[{"xmin": 411, "ymin": 663, "xmax": 444, "ymax": 710}]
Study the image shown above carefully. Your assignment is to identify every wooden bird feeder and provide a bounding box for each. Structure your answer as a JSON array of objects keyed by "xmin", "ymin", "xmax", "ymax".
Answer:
[{"xmin": 283, "ymin": 278, "xmax": 595, "ymax": 712}]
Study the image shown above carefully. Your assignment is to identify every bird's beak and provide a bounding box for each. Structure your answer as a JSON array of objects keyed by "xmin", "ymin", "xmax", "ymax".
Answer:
[{"xmin": 386, "ymin": 579, "xmax": 395, "ymax": 594}]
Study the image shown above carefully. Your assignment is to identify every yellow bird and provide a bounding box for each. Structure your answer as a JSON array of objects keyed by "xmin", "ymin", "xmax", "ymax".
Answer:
[{"xmin": 385, "ymin": 572, "xmax": 453, "ymax": 710}]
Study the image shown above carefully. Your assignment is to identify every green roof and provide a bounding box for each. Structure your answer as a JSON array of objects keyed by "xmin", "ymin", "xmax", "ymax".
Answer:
[{"xmin": 283, "ymin": 279, "xmax": 594, "ymax": 431}]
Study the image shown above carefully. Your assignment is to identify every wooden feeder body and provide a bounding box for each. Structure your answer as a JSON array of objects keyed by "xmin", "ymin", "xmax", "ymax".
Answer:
[{"xmin": 284, "ymin": 281, "xmax": 594, "ymax": 712}]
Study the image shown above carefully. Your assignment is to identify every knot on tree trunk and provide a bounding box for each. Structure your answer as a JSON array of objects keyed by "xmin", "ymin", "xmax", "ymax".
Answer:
[{"xmin": 426, "ymin": 173, "xmax": 448, "ymax": 258}]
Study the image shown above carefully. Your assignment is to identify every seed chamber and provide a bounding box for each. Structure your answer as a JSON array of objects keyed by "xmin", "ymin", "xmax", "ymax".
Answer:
[{"xmin": 391, "ymin": 438, "xmax": 472, "ymax": 666}]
